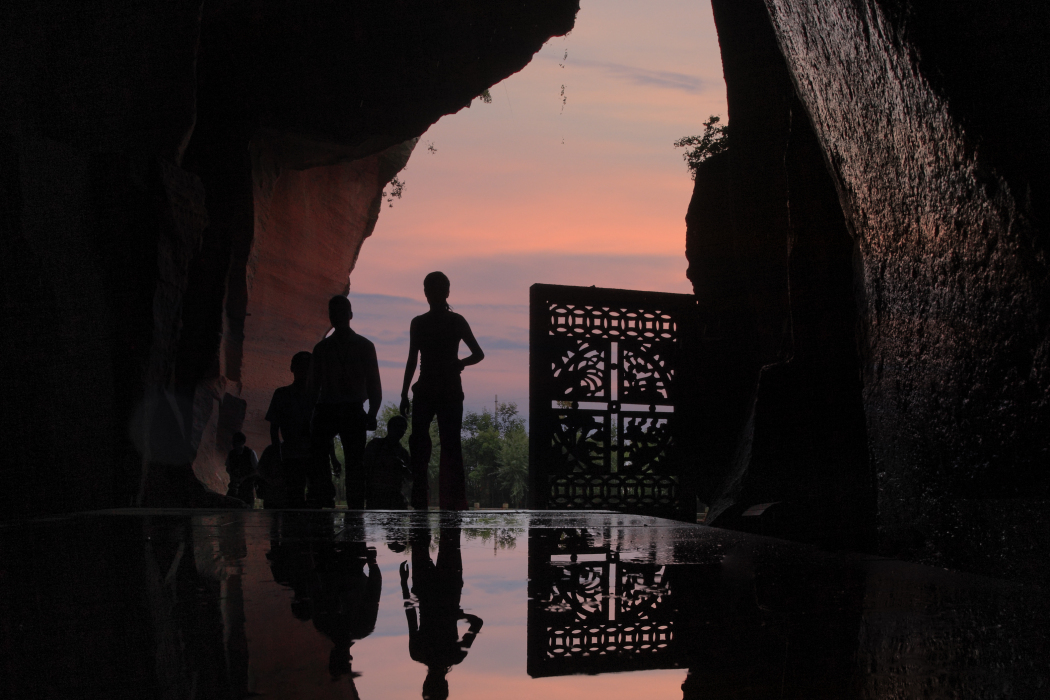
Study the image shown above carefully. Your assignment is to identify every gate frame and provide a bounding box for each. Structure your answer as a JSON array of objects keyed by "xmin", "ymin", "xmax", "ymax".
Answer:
[{"xmin": 529, "ymin": 283, "xmax": 700, "ymax": 521}]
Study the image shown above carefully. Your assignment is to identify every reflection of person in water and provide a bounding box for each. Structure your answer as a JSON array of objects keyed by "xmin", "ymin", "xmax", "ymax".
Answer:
[
  {"xmin": 400, "ymin": 272, "xmax": 484, "ymax": 510},
  {"xmin": 400, "ymin": 526, "xmax": 483, "ymax": 700},
  {"xmin": 267, "ymin": 516, "xmax": 382, "ymax": 685}
]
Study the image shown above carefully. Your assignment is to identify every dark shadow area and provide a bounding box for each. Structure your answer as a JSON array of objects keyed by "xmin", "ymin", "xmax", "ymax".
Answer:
[{"xmin": 695, "ymin": 0, "xmax": 1050, "ymax": 580}]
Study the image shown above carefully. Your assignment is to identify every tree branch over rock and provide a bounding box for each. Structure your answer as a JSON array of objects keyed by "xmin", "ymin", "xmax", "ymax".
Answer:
[{"xmin": 675, "ymin": 115, "xmax": 728, "ymax": 180}]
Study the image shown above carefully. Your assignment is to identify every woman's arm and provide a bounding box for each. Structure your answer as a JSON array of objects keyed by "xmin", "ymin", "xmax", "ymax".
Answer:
[
  {"xmin": 400, "ymin": 562, "xmax": 419, "ymax": 635},
  {"xmin": 400, "ymin": 318, "xmax": 420, "ymax": 416},
  {"xmin": 456, "ymin": 316, "xmax": 484, "ymax": 371},
  {"xmin": 458, "ymin": 613, "xmax": 484, "ymax": 649}
]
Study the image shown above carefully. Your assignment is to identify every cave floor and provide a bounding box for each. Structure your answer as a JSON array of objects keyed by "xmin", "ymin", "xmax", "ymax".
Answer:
[{"xmin": 4, "ymin": 509, "xmax": 1047, "ymax": 699}]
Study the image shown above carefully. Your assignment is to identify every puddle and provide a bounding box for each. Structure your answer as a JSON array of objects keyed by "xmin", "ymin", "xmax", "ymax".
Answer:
[{"xmin": 3, "ymin": 510, "xmax": 1047, "ymax": 698}]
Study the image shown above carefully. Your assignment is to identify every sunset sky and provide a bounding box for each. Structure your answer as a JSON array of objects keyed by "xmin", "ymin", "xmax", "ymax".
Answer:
[{"xmin": 349, "ymin": 0, "xmax": 726, "ymax": 418}]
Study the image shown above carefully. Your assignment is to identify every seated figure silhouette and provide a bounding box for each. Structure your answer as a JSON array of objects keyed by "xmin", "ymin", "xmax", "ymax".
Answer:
[
  {"xmin": 400, "ymin": 272, "xmax": 484, "ymax": 510},
  {"xmin": 400, "ymin": 526, "xmax": 483, "ymax": 700},
  {"xmin": 310, "ymin": 295, "xmax": 382, "ymax": 508},
  {"xmin": 364, "ymin": 415, "xmax": 411, "ymax": 509},
  {"xmin": 225, "ymin": 431, "xmax": 259, "ymax": 505},
  {"xmin": 267, "ymin": 516, "xmax": 382, "ymax": 688}
]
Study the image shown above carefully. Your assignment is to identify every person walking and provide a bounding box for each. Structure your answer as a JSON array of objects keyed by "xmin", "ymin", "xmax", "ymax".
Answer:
[
  {"xmin": 400, "ymin": 272, "xmax": 483, "ymax": 511},
  {"xmin": 309, "ymin": 295, "xmax": 382, "ymax": 508}
]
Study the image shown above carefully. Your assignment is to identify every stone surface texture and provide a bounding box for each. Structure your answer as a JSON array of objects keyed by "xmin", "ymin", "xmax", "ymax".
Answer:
[
  {"xmin": 695, "ymin": 0, "xmax": 1050, "ymax": 577},
  {"xmin": 692, "ymin": 0, "xmax": 873, "ymax": 553}
]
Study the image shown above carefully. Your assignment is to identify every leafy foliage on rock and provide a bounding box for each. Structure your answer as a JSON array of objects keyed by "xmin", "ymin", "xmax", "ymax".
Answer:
[{"xmin": 675, "ymin": 115, "xmax": 729, "ymax": 180}]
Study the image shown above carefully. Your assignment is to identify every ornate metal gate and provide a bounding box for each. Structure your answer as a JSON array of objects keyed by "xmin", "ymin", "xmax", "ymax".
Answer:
[{"xmin": 529, "ymin": 284, "xmax": 699, "ymax": 520}]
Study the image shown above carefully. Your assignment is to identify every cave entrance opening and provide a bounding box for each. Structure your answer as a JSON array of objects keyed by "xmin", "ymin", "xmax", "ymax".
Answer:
[{"xmin": 173, "ymin": 1, "xmax": 725, "ymax": 505}]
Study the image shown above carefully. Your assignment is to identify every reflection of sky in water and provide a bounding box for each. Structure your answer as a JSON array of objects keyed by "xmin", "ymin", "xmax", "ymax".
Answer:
[
  {"xmin": 243, "ymin": 525, "xmax": 684, "ymax": 699},
  {"xmin": 10, "ymin": 511, "xmax": 1047, "ymax": 698}
]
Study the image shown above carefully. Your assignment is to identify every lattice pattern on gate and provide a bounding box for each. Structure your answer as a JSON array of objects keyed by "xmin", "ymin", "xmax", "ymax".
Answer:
[
  {"xmin": 526, "ymin": 529, "xmax": 678, "ymax": 678},
  {"xmin": 547, "ymin": 622, "xmax": 673, "ymax": 660},
  {"xmin": 530, "ymin": 284, "xmax": 699, "ymax": 520}
]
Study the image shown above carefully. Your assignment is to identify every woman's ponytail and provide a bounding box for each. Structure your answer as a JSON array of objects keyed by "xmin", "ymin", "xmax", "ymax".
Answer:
[{"xmin": 423, "ymin": 271, "xmax": 453, "ymax": 311}]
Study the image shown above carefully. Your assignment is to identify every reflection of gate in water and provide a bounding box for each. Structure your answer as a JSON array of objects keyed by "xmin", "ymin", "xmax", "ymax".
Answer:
[
  {"xmin": 529, "ymin": 284, "xmax": 700, "ymax": 520},
  {"xmin": 526, "ymin": 530, "xmax": 677, "ymax": 678}
]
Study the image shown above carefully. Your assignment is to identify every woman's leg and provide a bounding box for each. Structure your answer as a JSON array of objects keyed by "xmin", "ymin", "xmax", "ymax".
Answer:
[
  {"xmin": 435, "ymin": 400, "xmax": 468, "ymax": 510},
  {"xmin": 409, "ymin": 397, "xmax": 437, "ymax": 509}
]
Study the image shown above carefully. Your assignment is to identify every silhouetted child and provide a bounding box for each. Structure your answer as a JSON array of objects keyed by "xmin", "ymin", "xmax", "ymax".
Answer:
[
  {"xmin": 225, "ymin": 432, "xmax": 259, "ymax": 505},
  {"xmin": 400, "ymin": 272, "xmax": 484, "ymax": 510},
  {"xmin": 364, "ymin": 415, "xmax": 411, "ymax": 509}
]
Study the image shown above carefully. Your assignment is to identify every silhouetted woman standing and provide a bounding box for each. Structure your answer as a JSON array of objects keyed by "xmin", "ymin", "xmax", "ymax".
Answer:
[{"xmin": 400, "ymin": 272, "xmax": 484, "ymax": 510}]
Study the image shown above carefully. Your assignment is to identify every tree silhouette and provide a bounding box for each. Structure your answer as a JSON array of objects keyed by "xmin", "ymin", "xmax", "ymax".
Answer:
[
  {"xmin": 463, "ymin": 401, "xmax": 529, "ymax": 507},
  {"xmin": 674, "ymin": 115, "xmax": 728, "ymax": 180}
]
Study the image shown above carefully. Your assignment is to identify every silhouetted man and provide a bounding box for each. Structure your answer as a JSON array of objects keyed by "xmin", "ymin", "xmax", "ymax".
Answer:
[
  {"xmin": 266, "ymin": 351, "xmax": 315, "ymax": 507},
  {"xmin": 309, "ymin": 295, "xmax": 381, "ymax": 508},
  {"xmin": 400, "ymin": 525, "xmax": 483, "ymax": 700},
  {"xmin": 364, "ymin": 415, "xmax": 411, "ymax": 509}
]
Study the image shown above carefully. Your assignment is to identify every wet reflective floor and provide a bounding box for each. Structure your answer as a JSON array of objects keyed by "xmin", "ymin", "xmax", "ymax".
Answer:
[{"xmin": 3, "ymin": 510, "xmax": 1048, "ymax": 699}]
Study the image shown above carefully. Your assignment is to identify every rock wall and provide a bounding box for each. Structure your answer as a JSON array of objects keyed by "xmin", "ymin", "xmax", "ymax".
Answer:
[
  {"xmin": 224, "ymin": 141, "xmax": 415, "ymax": 489},
  {"xmin": 697, "ymin": 0, "xmax": 1050, "ymax": 578},
  {"xmin": 688, "ymin": 0, "xmax": 872, "ymax": 552},
  {"xmin": 1, "ymin": 0, "xmax": 579, "ymax": 516},
  {"xmin": 0, "ymin": 1, "xmax": 207, "ymax": 516},
  {"xmin": 767, "ymin": 0, "xmax": 1050, "ymax": 576}
]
